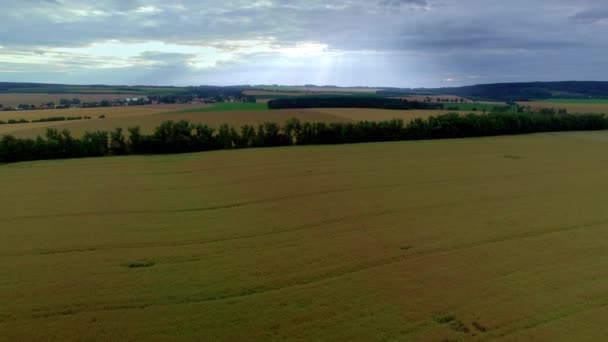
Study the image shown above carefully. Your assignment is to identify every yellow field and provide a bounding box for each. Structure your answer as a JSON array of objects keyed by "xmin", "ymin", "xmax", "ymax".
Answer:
[
  {"xmin": 519, "ymin": 101, "xmax": 608, "ymax": 114},
  {"xmin": 0, "ymin": 104, "xmax": 208, "ymax": 137},
  {"xmin": 0, "ymin": 103, "xmax": 206, "ymax": 120},
  {"xmin": 0, "ymin": 93, "xmax": 142, "ymax": 107},
  {"xmin": 0, "ymin": 108, "xmax": 449, "ymax": 138},
  {"xmin": 2, "ymin": 131, "xmax": 608, "ymax": 340},
  {"xmin": 311, "ymin": 108, "xmax": 452, "ymax": 121},
  {"xmin": 3, "ymin": 103, "xmax": 604, "ymax": 140}
]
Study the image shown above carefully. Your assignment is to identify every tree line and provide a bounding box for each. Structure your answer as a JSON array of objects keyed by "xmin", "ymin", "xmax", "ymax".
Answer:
[
  {"xmin": 267, "ymin": 97, "xmax": 444, "ymax": 110},
  {"xmin": 0, "ymin": 115, "xmax": 105, "ymax": 125},
  {"xmin": 378, "ymin": 82, "xmax": 608, "ymax": 101},
  {"xmin": 1, "ymin": 111, "xmax": 608, "ymax": 164}
]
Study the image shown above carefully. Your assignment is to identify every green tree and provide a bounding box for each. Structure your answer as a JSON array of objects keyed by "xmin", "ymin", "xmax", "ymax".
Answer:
[{"xmin": 110, "ymin": 128, "xmax": 127, "ymax": 155}]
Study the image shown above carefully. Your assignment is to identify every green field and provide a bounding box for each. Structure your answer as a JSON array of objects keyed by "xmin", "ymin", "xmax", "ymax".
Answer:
[
  {"xmin": 2, "ymin": 131, "xmax": 608, "ymax": 340},
  {"xmin": 171, "ymin": 102, "xmax": 269, "ymax": 113}
]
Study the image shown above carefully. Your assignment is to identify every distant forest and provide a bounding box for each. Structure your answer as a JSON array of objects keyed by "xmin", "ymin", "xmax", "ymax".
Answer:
[
  {"xmin": 380, "ymin": 81, "xmax": 608, "ymax": 101},
  {"xmin": 267, "ymin": 97, "xmax": 443, "ymax": 110}
]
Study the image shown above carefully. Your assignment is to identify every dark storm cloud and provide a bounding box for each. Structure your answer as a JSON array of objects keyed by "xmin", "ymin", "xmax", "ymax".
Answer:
[
  {"xmin": 570, "ymin": 9, "xmax": 608, "ymax": 23},
  {"xmin": 0, "ymin": 0, "xmax": 607, "ymax": 86}
]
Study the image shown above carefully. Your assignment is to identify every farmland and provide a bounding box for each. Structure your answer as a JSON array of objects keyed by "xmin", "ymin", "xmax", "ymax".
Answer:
[
  {"xmin": 0, "ymin": 109, "xmax": 344, "ymax": 138},
  {"xmin": 438, "ymin": 103, "xmax": 515, "ymax": 112},
  {"xmin": 0, "ymin": 93, "xmax": 141, "ymax": 107},
  {"xmin": 4, "ymin": 96, "xmax": 608, "ymax": 140},
  {"xmin": 520, "ymin": 101, "xmax": 608, "ymax": 114},
  {"xmin": 2, "ymin": 131, "xmax": 608, "ymax": 340},
  {"xmin": 0, "ymin": 104, "xmax": 450, "ymax": 138},
  {"xmin": 0, "ymin": 104, "xmax": 209, "ymax": 137},
  {"xmin": 0, "ymin": 104, "xmax": 203, "ymax": 121},
  {"xmin": 310, "ymin": 108, "xmax": 451, "ymax": 121},
  {"xmin": 171, "ymin": 102, "xmax": 269, "ymax": 113}
]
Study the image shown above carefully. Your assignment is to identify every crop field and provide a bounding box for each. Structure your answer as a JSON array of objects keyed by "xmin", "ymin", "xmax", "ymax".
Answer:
[
  {"xmin": 0, "ymin": 93, "xmax": 141, "ymax": 107},
  {"xmin": 439, "ymin": 103, "xmax": 515, "ymax": 112},
  {"xmin": 0, "ymin": 104, "xmax": 207, "ymax": 121},
  {"xmin": 0, "ymin": 104, "xmax": 208, "ymax": 137},
  {"xmin": 2, "ymin": 100, "xmax": 601, "ymax": 140},
  {"xmin": 521, "ymin": 101, "xmax": 608, "ymax": 114},
  {"xmin": 309, "ymin": 108, "xmax": 451, "ymax": 121},
  {"xmin": 173, "ymin": 102, "xmax": 269, "ymax": 112},
  {"xmin": 2, "ymin": 131, "xmax": 608, "ymax": 340},
  {"xmin": 0, "ymin": 109, "xmax": 347, "ymax": 138},
  {"xmin": 0, "ymin": 107, "xmax": 450, "ymax": 138}
]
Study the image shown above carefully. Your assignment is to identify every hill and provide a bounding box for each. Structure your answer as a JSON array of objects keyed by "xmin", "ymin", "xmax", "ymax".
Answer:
[
  {"xmin": 379, "ymin": 81, "xmax": 608, "ymax": 101},
  {"xmin": 5, "ymin": 81, "xmax": 608, "ymax": 103}
]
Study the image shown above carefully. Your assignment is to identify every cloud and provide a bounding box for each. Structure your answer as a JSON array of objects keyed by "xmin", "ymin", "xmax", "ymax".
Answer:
[
  {"xmin": 0, "ymin": 0, "xmax": 607, "ymax": 86},
  {"xmin": 570, "ymin": 9, "xmax": 608, "ymax": 23},
  {"xmin": 379, "ymin": 0, "xmax": 429, "ymax": 9}
]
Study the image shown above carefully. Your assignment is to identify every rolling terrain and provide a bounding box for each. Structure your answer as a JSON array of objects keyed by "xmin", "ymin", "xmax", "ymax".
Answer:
[
  {"xmin": 3, "ymin": 99, "xmax": 608, "ymax": 139},
  {"xmin": 0, "ymin": 104, "xmax": 208, "ymax": 137},
  {"xmin": 518, "ymin": 101, "xmax": 608, "ymax": 114},
  {"xmin": 2, "ymin": 132, "xmax": 608, "ymax": 340},
  {"xmin": 0, "ymin": 104, "xmax": 451, "ymax": 138}
]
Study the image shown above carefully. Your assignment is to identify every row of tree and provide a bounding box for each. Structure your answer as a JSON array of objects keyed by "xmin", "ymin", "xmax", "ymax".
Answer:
[
  {"xmin": 149, "ymin": 86, "xmax": 256, "ymax": 104},
  {"xmin": 378, "ymin": 82, "xmax": 608, "ymax": 101},
  {"xmin": 267, "ymin": 97, "xmax": 444, "ymax": 110},
  {"xmin": 0, "ymin": 115, "xmax": 105, "ymax": 125},
  {"xmin": 0, "ymin": 98, "xmax": 149, "ymax": 111},
  {"xmin": 1, "ymin": 111, "xmax": 608, "ymax": 164}
]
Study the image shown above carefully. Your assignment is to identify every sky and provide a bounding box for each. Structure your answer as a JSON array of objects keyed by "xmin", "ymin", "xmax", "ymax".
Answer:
[{"xmin": 0, "ymin": 0, "xmax": 607, "ymax": 87}]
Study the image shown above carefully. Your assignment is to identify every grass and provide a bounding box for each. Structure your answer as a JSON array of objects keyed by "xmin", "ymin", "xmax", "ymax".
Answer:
[{"xmin": 2, "ymin": 131, "xmax": 608, "ymax": 340}]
